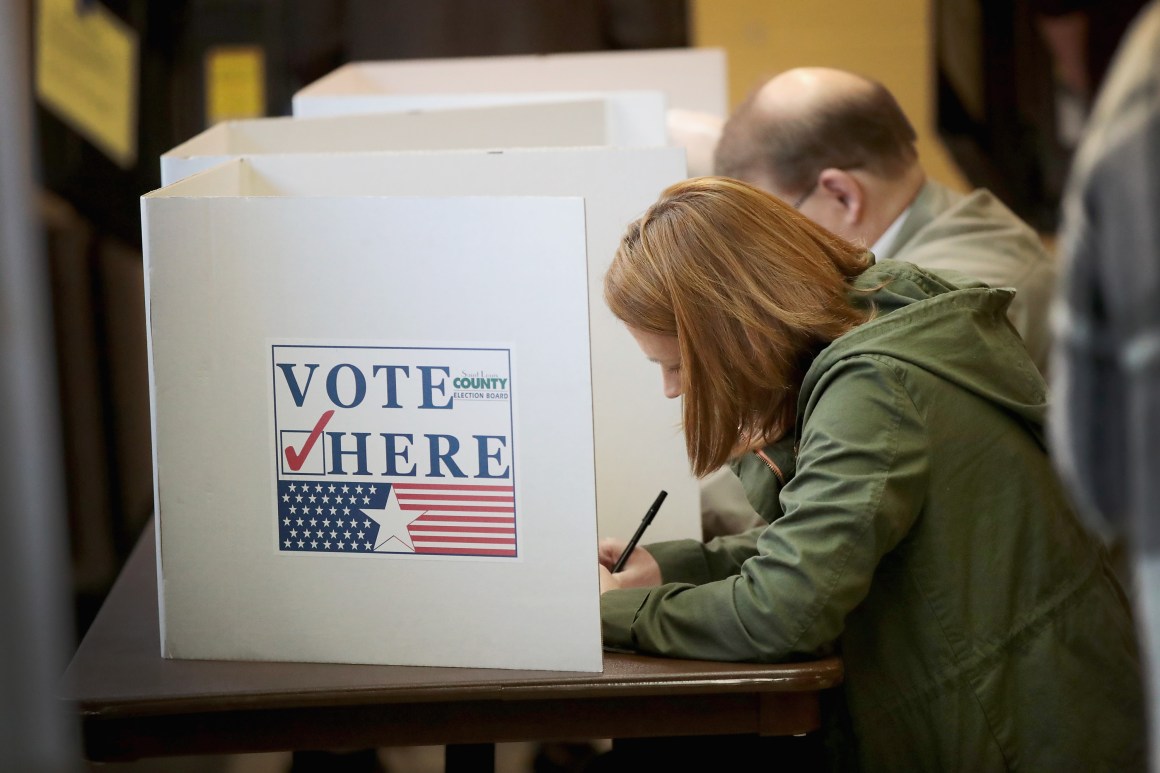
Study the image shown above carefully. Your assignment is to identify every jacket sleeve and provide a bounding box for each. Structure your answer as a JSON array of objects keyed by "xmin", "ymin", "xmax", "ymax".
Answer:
[{"xmin": 601, "ymin": 356, "xmax": 929, "ymax": 661}]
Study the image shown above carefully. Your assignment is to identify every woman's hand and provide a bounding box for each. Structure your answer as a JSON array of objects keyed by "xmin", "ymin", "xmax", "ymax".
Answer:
[
  {"xmin": 597, "ymin": 537, "xmax": 662, "ymax": 593},
  {"xmin": 598, "ymin": 564, "xmax": 620, "ymax": 594}
]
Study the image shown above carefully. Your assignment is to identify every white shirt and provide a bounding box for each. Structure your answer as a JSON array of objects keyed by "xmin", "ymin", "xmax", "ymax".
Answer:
[{"xmin": 869, "ymin": 205, "xmax": 910, "ymax": 263}]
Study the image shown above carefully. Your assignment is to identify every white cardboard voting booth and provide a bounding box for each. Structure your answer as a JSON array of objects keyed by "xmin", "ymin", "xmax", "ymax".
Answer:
[
  {"xmin": 171, "ymin": 147, "xmax": 699, "ymax": 547},
  {"xmin": 144, "ymin": 163, "xmax": 603, "ymax": 671},
  {"xmin": 160, "ymin": 101, "xmax": 618, "ymax": 186},
  {"xmin": 292, "ymin": 47, "xmax": 727, "ymax": 118}
]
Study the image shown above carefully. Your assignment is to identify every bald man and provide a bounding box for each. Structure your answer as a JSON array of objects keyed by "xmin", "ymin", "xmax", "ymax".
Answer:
[
  {"xmin": 701, "ymin": 67, "xmax": 1058, "ymax": 539},
  {"xmin": 715, "ymin": 67, "xmax": 1056, "ymax": 373}
]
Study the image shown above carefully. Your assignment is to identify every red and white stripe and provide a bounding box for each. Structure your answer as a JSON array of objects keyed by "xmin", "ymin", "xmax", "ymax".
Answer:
[{"xmin": 393, "ymin": 482, "xmax": 517, "ymax": 557}]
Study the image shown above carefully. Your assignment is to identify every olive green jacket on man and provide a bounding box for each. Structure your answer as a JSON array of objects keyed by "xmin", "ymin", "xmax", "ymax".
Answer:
[
  {"xmin": 601, "ymin": 262, "xmax": 1144, "ymax": 771},
  {"xmin": 880, "ymin": 180, "xmax": 1057, "ymax": 375}
]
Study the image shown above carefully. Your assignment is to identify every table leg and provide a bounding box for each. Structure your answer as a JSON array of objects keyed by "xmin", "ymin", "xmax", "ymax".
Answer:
[{"xmin": 445, "ymin": 742, "xmax": 494, "ymax": 773}]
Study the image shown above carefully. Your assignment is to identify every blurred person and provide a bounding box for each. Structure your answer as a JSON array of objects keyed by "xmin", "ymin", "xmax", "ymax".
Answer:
[
  {"xmin": 0, "ymin": 1, "xmax": 81, "ymax": 769},
  {"xmin": 1049, "ymin": 0, "xmax": 1160, "ymax": 764},
  {"xmin": 1032, "ymin": 0, "xmax": 1150, "ymax": 148},
  {"xmin": 598, "ymin": 176, "xmax": 1144, "ymax": 771}
]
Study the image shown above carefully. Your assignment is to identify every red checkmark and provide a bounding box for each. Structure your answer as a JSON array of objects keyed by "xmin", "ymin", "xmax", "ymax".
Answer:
[{"xmin": 284, "ymin": 410, "xmax": 335, "ymax": 471}]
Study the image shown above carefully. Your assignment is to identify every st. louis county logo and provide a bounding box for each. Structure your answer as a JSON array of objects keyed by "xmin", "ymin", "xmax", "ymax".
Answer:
[{"xmin": 271, "ymin": 343, "xmax": 517, "ymax": 558}]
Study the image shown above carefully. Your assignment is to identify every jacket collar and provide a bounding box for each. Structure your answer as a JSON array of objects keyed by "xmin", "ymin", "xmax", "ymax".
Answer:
[{"xmin": 874, "ymin": 180, "xmax": 943, "ymax": 262}]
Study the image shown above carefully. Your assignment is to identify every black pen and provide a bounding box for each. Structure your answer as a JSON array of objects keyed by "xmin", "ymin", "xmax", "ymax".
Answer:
[{"xmin": 611, "ymin": 490, "xmax": 668, "ymax": 574}]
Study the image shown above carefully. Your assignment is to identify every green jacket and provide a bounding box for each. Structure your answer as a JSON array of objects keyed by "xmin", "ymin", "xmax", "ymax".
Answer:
[{"xmin": 601, "ymin": 261, "xmax": 1144, "ymax": 771}]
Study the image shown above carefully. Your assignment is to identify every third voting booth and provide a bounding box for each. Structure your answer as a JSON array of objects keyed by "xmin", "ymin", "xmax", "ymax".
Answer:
[
  {"xmin": 290, "ymin": 47, "xmax": 726, "ymax": 153},
  {"xmin": 292, "ymin": 47, "xmax": 727, "ymax": 118}
]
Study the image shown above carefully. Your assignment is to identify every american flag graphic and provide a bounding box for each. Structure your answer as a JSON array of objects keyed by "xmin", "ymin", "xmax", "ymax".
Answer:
[{"xmin": 276, "ymin": 479, "xmax": 517, "ymax": 558}]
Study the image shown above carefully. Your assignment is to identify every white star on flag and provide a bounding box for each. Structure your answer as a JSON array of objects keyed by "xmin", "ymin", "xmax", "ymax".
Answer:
[{"xmin": 363, "ymin": 484, "xmax": 419, "ymax": 552}]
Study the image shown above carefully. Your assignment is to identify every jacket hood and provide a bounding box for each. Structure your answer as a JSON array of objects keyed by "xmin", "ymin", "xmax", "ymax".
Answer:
[{"xmin": 801, "ymin": 260, "xmax": 1048, "ymax": 444}]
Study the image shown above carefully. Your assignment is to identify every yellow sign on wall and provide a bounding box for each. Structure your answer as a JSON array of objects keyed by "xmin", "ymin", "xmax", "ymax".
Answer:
[
  {"xmin": 35, "ymin": 0, "xmax": 139, "ymax": 168},
  {"xmin": 205, "ymin": 45, "xmax": 267, "ymax": 126}
]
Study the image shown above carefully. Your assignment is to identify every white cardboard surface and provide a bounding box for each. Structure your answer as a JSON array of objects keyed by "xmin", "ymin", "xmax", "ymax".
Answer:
[
  {"xmin": 291, "ymin": 89, "xmax": 668, "ymax": 149},
  {"xmin": 162, "ymin": 147, "xmax": 699, "ymax": 546},
  {"xmin": 160, "ymin": 101, "xmax": 615, "ymax": 186},
  {"xmin": 293, "ymin": 47, "xmax": 727, "ymax": 117},
  {"xmin": 143, "ymin": 179, "xmax": 602, "ymax": 671}
]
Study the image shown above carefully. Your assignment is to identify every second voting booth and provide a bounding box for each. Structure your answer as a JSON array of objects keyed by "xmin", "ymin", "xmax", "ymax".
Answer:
[{"xmin": 158, "ymin": 99, "xmax": 662, "ymax": 186}]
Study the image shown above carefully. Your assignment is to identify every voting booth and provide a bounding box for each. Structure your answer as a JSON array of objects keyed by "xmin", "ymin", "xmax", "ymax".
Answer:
[
  {"xmin": 159, "ymin": 99, "xmax": 662, "ymax": 186},
  {"xmin": 291, "ymin": 47, "xmax": 726, "ymax": 157},
  {"xmin": 292, "ymin": 47, "xmax": 727, "ymax": 118},
  {"xmin": 144, "ymin": 160, "xmax": 603, "ymax": 671},
  {"xmin": 160, "ymin": 101, "xmax": 610, "ymax": 186}
]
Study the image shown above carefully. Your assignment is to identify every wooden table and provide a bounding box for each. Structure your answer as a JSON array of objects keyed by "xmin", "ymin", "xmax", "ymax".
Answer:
[{"xmin": 60, "ymin": 521, "xmax": 843, "ymax": 768}]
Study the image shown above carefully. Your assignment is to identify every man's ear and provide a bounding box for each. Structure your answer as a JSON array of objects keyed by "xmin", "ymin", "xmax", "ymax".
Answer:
[{"xmin": 817, "ymin": 168, "xmax": 865, "ymax": 226}]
